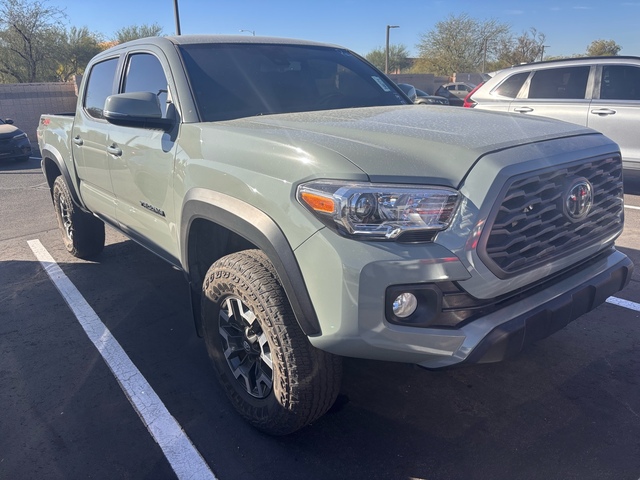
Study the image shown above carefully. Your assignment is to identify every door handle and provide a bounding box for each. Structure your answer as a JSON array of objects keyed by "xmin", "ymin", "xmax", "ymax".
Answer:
[
  {"xmin": 72, "ymin": 136, "xmax": 83, "ymax": 146},
  {"xmin": 591, "ymin": 108, "xmax": 616, "ymax": 116},
  {"xmin": 107, "ymin": 144, "xmax": 122, "ymax": 156},
  {"xmin": 513, "ymin": 107, "xmax": 534, "ymax": 113}
]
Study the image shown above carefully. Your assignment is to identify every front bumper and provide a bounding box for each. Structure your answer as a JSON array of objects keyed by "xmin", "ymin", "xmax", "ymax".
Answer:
[
  {"xmin": 0, "ymin": 137, "xmax": 32, "ymax": 160},
  {"xmin": 296, "ymin": 228, "xmax": 633, "ymax": 368},
  {"xmin": 452, "ymin": 252, "xmax": 633, "ymax": 367}
]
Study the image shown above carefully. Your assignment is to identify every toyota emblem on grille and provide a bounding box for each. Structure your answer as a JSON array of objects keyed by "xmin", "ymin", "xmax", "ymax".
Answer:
[{"xmin": 565, "ymin": 179, "xmax": 593, "ymax": 221}]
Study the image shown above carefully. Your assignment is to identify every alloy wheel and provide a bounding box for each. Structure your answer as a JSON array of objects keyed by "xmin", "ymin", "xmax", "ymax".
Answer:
[{"xmin": 218, "ymin": 296, "xmax": 273, "ymax": 398}]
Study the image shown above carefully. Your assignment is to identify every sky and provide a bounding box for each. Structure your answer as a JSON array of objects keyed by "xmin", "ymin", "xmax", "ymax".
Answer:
[{"xmin": 49, "ymin": 0, "xmax": 640, "ymax": 59}]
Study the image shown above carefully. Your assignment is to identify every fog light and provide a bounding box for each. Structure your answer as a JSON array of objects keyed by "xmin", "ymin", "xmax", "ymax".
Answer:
[{"xmin": 392, "ymin": 293, "xmax": 418, "ymax": 318}]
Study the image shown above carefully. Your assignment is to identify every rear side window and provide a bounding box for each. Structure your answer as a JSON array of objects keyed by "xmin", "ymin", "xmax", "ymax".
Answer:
[
  {"xmin": 123, "ymin": 53, "xmax": 171, "ymax": 117},
  {"xmin": 600, "ymin": 65, "xmax": 640, "ymax": 100},
  {"xmin": 493, "ymin": 72, "xmax": 528, "ymax": 98},
  {"xmin": 84, "ymin": 58, "xmax": 119, "ymax": 119},
  {"xmin": 528, "ymin": 66, "xmax": 590, "ymax": 99}
]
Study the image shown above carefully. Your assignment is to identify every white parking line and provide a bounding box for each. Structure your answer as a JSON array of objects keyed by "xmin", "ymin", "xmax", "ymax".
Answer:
[
  {"xmin": 27, "ymin": 240, "xmax": 217, "ymax": 480},
  {"xmin": 607, "ymin": 296, "xmax": 640, "ymax": 312}
]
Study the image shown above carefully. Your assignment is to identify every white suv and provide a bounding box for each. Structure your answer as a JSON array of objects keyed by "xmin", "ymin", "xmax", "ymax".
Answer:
[{"xmin": 466, "ymin": 56, "xmax": 640, "ymax": 171}]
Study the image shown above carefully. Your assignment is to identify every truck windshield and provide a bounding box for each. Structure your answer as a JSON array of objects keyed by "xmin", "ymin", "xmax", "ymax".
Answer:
[{"xmin": 178, "ymin": 43, "xmax": 409, "ymax": 122}]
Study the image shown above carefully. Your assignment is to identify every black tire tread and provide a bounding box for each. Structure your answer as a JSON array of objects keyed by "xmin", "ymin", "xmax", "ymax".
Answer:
[
  {"xmin": 202, "ymin": 249, "xmax": 342, "ymax": 435},
  {"xmin": 53, "ymin": 176, "xmax": 105, "ymax": 259}
]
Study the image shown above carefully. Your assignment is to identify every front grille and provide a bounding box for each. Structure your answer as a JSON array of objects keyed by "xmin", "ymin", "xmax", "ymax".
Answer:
[
  {"xmin": 0, "ymin": 140, "xmax": 14, "ymax": 154},
  {"xmin": 479, "ymin": 156, "xmax": 623, "ymax": 277}
]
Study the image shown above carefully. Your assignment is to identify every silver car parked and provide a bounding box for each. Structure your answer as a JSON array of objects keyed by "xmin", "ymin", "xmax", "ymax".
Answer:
[
  {"xmin": 438, "ymin": 81, "xmax": 476, "ymax": 99},
  {"xmin": 466, "ymin": 56, "xmax": 640, "ymax": 170}
]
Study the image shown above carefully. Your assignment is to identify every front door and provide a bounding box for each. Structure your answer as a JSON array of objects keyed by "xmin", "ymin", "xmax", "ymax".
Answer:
[
  {"xmin": 588, "ymin": 64, "xmax": 640, "ymax": 170},
  {"xmin": 107, "ymin": 50, "xmax": 181, "ymax": 263}
]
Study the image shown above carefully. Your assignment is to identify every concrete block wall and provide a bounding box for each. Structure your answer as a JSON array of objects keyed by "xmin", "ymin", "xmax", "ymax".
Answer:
[
  {"xmin": 453, "ymin": 72, "xmax": 486, "ymax": 86},
  {"xmin": 388, "ymin": 73, "xmax": 452, "ymax": 95},
  {"xmin": 0, "ymin": 82, "xmax": 78, "ymax": 154}
]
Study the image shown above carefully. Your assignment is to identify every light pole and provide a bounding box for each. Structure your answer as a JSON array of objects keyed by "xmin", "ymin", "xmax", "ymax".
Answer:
[
  {"xmin": 539, "ymin": 45, "xmax": 550, "ymax": 61},
  {"xmin": 385, "ymin": 25, "xmax": 399, "ymax": 74},
  {"xmin": 240, "ymin": 29, "xmax": 256, "ymax": 36},
  {"xmin": 173, "ymin": 0, "xmax": 181, "ymax": 35}
]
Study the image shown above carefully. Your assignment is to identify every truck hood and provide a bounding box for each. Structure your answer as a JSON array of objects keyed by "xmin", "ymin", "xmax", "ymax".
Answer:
[{"xmin": 232, "ymin": 105, "xmax": 598, "ymax": 186}]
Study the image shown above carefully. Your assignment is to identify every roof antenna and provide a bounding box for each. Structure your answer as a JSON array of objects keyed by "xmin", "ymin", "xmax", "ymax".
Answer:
[{"xmin": 173, "ymin": 0, "xmax": 182, "ymax": 35}]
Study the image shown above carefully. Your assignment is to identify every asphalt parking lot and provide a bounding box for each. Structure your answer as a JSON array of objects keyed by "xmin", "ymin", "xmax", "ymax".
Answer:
[{"xmin": 1, "ymin": 159, "xmax": 639, "ymax": 480}]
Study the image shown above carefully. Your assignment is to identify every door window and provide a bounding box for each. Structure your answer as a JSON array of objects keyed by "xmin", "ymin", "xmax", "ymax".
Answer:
[
  {"xmin": 493, "ymin": 72, "xmax": 528, "ymax": 98},
  {"xmin": 84, "ymin": 58, "xmax": 119, "ymax": 119},
  {"xmin": 600, "ymin": 65, "xmax": 640, "ymax": 100},
  {"xmin": 528, "ymin": 66, "xmax": 590, "ymax": 99},
  {"xmin": 123, "ymin": 53, "xmax": 170, "ymax": 117}
]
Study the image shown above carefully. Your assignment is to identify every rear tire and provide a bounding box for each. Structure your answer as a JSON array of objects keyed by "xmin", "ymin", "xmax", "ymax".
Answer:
[
  {"xmin": 201, "ymin": 249, "xmax": 342, "ymax": 435},
  {"xmin": 52, "ymin": 176, "xmax": 105, "ymax": 259}
]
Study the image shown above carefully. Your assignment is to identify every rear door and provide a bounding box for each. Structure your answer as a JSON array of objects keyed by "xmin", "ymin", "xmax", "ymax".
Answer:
[
  {"xmin": 107, "ymin": 49, "xmax": 181, "ymax": 263},
  {"xmin": 72, "ymin": 56, "xmax": 121, "ymax": 221},
  {"xmin": 509, "ymin": 65, "xmax": 593, "ymax": 126},
  {"xmin": 588, "ymin": 63, "xmax": 640, "ymax": 169}
]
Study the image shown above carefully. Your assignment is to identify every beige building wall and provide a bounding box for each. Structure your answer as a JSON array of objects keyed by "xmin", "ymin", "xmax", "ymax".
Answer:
[
  {"xmin": 388, "ymin": 73, "xmax": 451, "ymax": 95},
  {"xmin": 389, "ymin": 73, "xmax": 485, "ymax": 95},
  {"xmin": 0, "ymin": 82, "xmax": 79, "ymax": 154}
]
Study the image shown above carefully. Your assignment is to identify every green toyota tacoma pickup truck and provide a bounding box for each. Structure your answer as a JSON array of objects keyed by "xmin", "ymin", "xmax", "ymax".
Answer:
[{"xmin": 38, "ymin": 35, "xmax": 633, "ymax": 434}]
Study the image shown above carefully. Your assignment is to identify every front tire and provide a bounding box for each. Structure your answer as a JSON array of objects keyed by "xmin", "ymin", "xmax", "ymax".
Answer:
[
  {"xmin": 52, "ymin": 176, "xmax": 105, "ymax": 259},
  {"xmin": 202, "ymin": 249, "xmax": 342, "ymax": 435}
]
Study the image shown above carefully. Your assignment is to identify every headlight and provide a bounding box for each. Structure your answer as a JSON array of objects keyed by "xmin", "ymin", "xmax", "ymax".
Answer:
[
  {"xmin": 12, "ymin": 132, "xmax": 27, "ymax": 140},
  {"xmin": 297, "ymin": 180, "xmax": 459, "ymax": 241}
]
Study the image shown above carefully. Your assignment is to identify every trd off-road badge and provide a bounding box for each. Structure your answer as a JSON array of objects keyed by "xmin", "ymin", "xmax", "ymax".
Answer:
[{"xmin": 564, "ymin": 179, "xmax": 593, "ymax": 221}]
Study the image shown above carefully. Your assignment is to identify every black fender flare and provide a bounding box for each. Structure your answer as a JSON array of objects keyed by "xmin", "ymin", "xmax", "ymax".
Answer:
[
  {"xmin": 181, "ymin": 188, "xmax": 321, "ymax": 337},
  {"xmin": 40, "ymin": 144, "xmax": 85, "ymax": 210}
]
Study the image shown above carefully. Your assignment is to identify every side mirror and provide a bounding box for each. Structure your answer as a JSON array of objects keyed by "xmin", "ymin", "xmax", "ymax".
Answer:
[
  {"xmin": 5, "ymin": 118, "xmax": 14, "ymax": 125},
  {"xmin": 104, "ymin": 92, "xmax": 173, "ymax": 130}
]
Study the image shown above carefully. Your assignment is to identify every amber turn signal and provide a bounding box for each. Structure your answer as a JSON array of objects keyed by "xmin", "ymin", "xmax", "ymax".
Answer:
[{"xmin": 300, "ymin": 192, "xmax": 335, "ymax": 214}]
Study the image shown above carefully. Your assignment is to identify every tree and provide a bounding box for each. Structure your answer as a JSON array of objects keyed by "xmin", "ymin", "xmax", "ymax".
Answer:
[
  {"xmin": 113, "ymin": 23, "xmax": 163, "ymax": 44},
  {"xmin": 493, "ymin": 28, "xmax": 547, "ymax": 69},
  {"xmin": 365, "ymin": 44, "xmax": 411, "ymax": 73},
  {"xmin": 56, "ymin": 26, "xmax": 103, "ymax": 82},
  {"xmin": 0, "ymin": 0, "xmax": 66, "ymax": 83},
  {"xmin": 587, "ymin": 39, "xmax": 621, "ymax": 56},
  {"xmin": 415, "ymin": 13, "xmax": 510, "ymax": 75}
]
